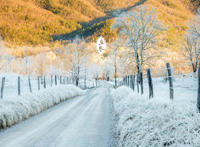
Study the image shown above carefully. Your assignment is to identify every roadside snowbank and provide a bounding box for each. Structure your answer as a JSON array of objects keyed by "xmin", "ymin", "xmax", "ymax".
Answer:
[
  {"xmin": 0, "ymin": 85, "xmax": 84, "ymax": 129},
  {"xmin": 112, "ymin": 85, "xmax": 200, "ymax": 147}
]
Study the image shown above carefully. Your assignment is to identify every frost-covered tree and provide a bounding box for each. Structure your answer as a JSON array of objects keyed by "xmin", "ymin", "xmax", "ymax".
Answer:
[
  {"xmin": 112, "ymin": 6, "xmax": 163, "ymax": 94},
  {"xmin": 110, "ymin": 38, "xmax": 124, "ymax": 88},
  {"xmin": 66, "ymin": 36, "xmax": 87, "ymax": 86},
  {"xmin": 0, "ymin": 38, "xmax": 6, "ymax": 71},
  {"xmin": 102, "ymin": 61, "xmax": 113, "ymax": 81},
  {"xmin": 36, "ymin": 53, "xmax": 46, "ymax": 77},
  {"xmin": 189, "ymin": 12, "xmax": 200, "ymax": 38},
  {"xmin": 90, "ymin": 64, "xmax": 101, "ymax": 87},
  {"xmin": 186, "ymin": 12, "xmax": 200, "ymax": 73},
  {"xmin": 183, "ymin": 33, "xmax": 200, "ymax": 73}
]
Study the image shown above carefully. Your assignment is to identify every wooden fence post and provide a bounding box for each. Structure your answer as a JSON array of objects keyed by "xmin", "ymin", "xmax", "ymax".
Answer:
[
  {"xmin": 66, "ymin": 77, "xmax": 68, "ymax": 84},
  {"xmin": 166, "ymin": 63, "xmax": 174, "ymax": 100},
  {"xmin": 55, "ymin": 75, "xmax": 57, "ymax": 86},
  {"xmin": 18, "ymin": 76, "xmax": 20, "ymax": 96},
  {"xmin": 38, "ymin": 76, "xmax": 40, "ymax": 90},
  {"xmin": 128, "ymin": 75, "xmax": 130, "ymax": 87},
  {"xmin": 124, "ymin": 76, "xmax": 126, "ymax": 85},
  {"xmin": 44, "ymin": 76, "xmax": 46, "ymax": 88},
  {"xmin": 63, "ymin": 77, "xmax": 65, "ymax": 85},
  {"xmin": 133, "ymin": 75, "xmax": 135, "ymax": 91},
  {"xmin": 124, "ymin": 76, "xmax": 126, "ymax": 86},
  {"xmin": 60, "ymin": 76, "xmax": 62, "ymax": 84},
  {"xmin": 130, "ymin": 75, "xmax": 132, "ymax": 89},
  {"xmin": 137, "ymin": 74, "xmax": 140, "ymax": 93},
  {"xmin": 28, "ymin": 76, "xmax": 32, "ymax": 93},
  {"xmin": 126, "ymin": 75, "xmax": 128, "ymax": 86},
  {"xmin": 197, "ymin": 63, "xmax": 200, "ymax": 112},
  {"xmin": 51, "ymin": 75, "xmax": 53, "ymax": 87},
  {"xmin": 147, "ymin": 68, "xmax": 153, "ymax": 99},
  {"xmin": 140, "ymin": 72, "xmax": 144, "ymax": 95},
  {"xmin": 41, "ymin": 76, "xmax": 43, "ymax": 85},
  {"xmin": 1, "ymin": 77, "xmax": 5, "ymax": 99}
]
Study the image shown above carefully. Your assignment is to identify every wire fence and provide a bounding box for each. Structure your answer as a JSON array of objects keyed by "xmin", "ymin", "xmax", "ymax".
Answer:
[
  {"xmin": 0, "ymin": 74, "xmax": 96, "ymax": 99},
  {"xmin": 119, "ymin": 61, "xmax": 197, "ymax": 101}
]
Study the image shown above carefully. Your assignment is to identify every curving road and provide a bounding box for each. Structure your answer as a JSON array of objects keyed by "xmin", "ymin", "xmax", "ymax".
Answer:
[{"xmin": 0, "ymin": 88, "xmax": 113, "ymax": 147}]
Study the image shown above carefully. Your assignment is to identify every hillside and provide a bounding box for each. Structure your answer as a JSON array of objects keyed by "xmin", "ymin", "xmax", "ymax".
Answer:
[
  {"xmin": 0, "ymin": 0, "xmax": 198, "ymax": 48},
  {"xmin": 0, "ymin": 0, "xmax": 136, "ymax": 46}
]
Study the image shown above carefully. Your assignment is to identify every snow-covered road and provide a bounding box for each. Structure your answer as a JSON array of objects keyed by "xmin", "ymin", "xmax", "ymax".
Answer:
[{"xmin": 0, "ymin": 88, "xmax": 113, "ymax": 147}]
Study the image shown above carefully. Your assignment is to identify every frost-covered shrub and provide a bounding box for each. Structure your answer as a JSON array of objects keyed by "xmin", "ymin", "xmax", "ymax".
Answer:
[
  {"xmin": 0, "ymin": 85, "xmax": 84, "ymax": 129},
  {"xmin": 112, "ymin": 86, "xmax": 200, "ymax": 147}
]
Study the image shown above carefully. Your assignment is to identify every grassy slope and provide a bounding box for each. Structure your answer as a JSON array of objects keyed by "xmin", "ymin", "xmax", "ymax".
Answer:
[
  {"xmin": 0, "ymin": 0, "xmax": 81, "ymax": 45},
  {"xmin": 0, "ymin": 0, "xmax": 136, "ymax": 46},
  {"xmin": 147, "ymin": 0, "xmax": 193, "ymax": 50}
]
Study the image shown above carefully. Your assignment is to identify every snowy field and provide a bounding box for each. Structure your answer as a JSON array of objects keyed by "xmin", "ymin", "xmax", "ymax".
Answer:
[
  {"xmin": 0, "ymin": 73, "xmax": 64, "ymax": 99},
  {"xmin": 0, "ymin": 73, "xmax": 97, "ymax": 98},
  {"xmin": 0, "ymin": 84, "xmax": 84, "ymax": 129},
  {"xmin": 111, "ymin": 76, "xmax": 199, "ymax": 147}
]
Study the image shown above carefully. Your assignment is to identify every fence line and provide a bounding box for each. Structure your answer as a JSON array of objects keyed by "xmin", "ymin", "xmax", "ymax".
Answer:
[
  {"xmin": 0, "ymin": 75, "xmax": 79, "ymax": 99},
  {"xmin": 120, "ymin": 62, "xmax": 197, "ymax": 102}
]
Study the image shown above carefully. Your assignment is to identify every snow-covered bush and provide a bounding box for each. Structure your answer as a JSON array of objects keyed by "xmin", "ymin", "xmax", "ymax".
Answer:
[
  {"xmin": 0, "ymin": 85, "xmax": 84, "ymax": 129},
  {"xmin": 112, "ymin": 85, "xmax": 200, "ymax": 147}
]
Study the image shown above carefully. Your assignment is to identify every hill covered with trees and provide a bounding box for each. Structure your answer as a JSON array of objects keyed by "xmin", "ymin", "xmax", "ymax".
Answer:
[{"xmin": 0, "ymin": 0, "xmax": 198, "ymax": 48}]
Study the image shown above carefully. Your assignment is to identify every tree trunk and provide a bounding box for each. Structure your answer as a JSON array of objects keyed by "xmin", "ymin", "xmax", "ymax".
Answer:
[
  {"xmin": 76, "ymin": 66, "xmax": 80, "ymax": 87},
  {"xmin": 191, "ymin": 61, "xmax": 198, "ymax": 73},
  {"xmin": 192, "ymin": 63, "xmax": 196, "ymax": 73}
]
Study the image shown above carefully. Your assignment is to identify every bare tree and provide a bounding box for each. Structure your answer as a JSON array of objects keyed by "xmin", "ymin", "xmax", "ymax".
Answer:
[
  {"xmin": 183, "ymin": 33, "xmax": 200, "ymax": 73},
  {"xmin": 36, "ymin": 53, "xmax": 46, "ymax": 76},
  {"xmin": 185, "ymin": 11, "xmax": 200, "ymax": 73},
  {"xmin": 103, "ymin": 62, "xmax": 113, "ymax": 82},
  {"xmin": 0, "ymin": 38, "xmax": 7, "ymax": 71},
  {"xmin": 189, "ymin": 11, "xmax": 200, "ymax": 38},
  {"xmin": 110, "ymin": 39, "xmax": 124, "ymax": 88},
  {"xmin": 112, "ymin": 6, "xmax": 164, "ymax": 94},
  {"xmin": 90, "ymin": 64, "xmax": 101, "ymax": 87},
  {"xmin": 66, "ymin": 36, "xmax": 87, "ymax": 87}
]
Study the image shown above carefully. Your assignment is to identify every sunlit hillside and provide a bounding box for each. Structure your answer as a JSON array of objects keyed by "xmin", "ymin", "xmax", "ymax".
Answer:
[
  {"xmin": 0, "ymin": 0, "xmax": 137, "ymax": 46},
  {"xmin": 0, "ymin": 0, "xmax": 199, "ymax": 64}
]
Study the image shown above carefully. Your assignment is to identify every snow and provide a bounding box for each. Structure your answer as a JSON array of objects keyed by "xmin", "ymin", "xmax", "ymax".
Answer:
[
  {"xmin": 0, "ymin": 85, "xmax": 84, "ymax": 129},
  {"xmin": 0, "ymin": 73, "xmax": 65, "ymax": 98},
  {"xmin": 111, "ymin": 76, "xmax": 200, "ymax": 147},
  {"xmin": 0, "ymin": 87, "xmax": 113, "ymax": 147}
]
